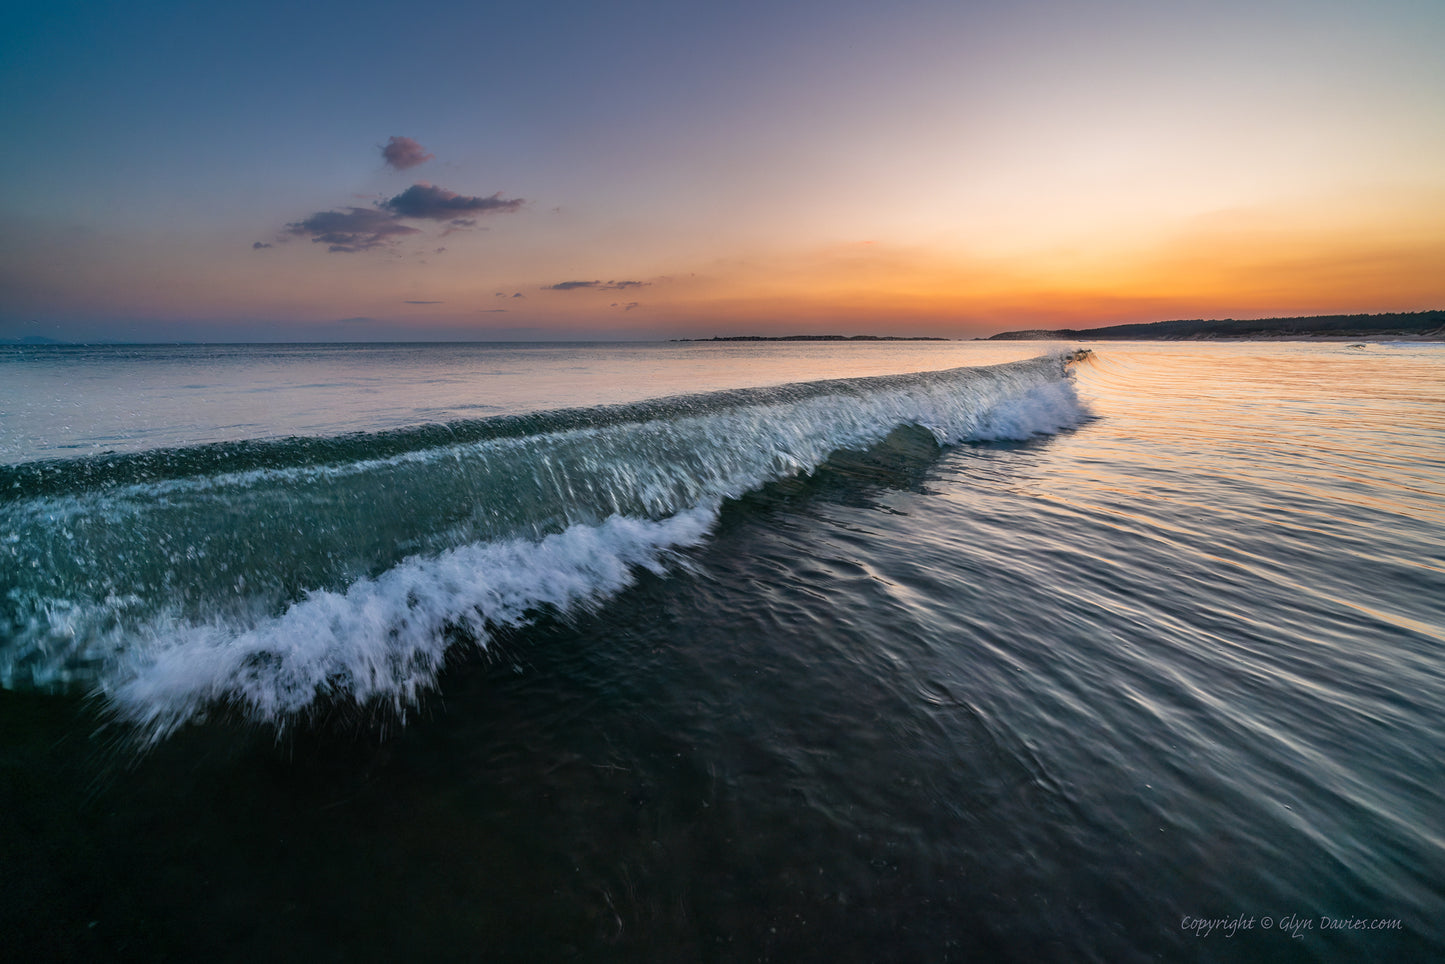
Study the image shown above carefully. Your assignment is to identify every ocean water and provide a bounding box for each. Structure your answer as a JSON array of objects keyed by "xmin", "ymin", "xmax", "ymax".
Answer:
[{"xmin": 1, "ymin": 339, "xmax": 1441, "ymax": 961}]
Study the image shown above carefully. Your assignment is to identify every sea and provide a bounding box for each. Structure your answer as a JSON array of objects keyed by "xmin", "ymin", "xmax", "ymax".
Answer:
[{"xmin": 1, "ymin": 339, "xmax": 1441, "ymax": 962}]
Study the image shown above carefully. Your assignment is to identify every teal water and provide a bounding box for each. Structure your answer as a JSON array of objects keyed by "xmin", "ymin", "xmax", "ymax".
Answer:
[
  {"xmin": 1, "ymin": 340, "xmax": 1442, "ymax": 961},
  {"xmin": 0, "ymin": 341, "xmax": 1043, "ymax": 461}
]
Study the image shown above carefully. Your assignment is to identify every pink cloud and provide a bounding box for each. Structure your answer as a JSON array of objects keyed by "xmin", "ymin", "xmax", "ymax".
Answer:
[{"xmin": 381, "ymin": 136, "xmax": 434, "ymax": 170}]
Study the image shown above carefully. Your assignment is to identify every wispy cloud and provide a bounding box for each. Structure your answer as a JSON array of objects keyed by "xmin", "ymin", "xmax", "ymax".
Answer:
[
  {"xmin": 282, "ymin": 184, "xmax": 523, "ymax": 254},
  {"xmin": 278, "ymin": 140, "xmax": 523, "ymax": 253},
  {"xmin": 545, "ymin": 279, "xmax": 650, "ymax": 291},
  {"xmin": 286, "ymin": 208, "xmax": 421, "ymax": 252},
  {"xmin": 252, "ymin": 241, "xmax": 272, "ymax": 249},
  {"xmin": 381, "ymin": 136, "xmax": 434, "ymax": 171},
  {"xmin": 403, "ymin": 300, "xmax": 443, "ymax": 304},
  {"xmin": 381, "ymin": 184, "xmax": 524, "ymax": 220}
]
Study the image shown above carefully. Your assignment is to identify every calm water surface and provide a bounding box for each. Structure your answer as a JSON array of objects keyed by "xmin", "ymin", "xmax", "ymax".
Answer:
[{"xmin": 0, "ymin": 341, "xmax": 1041, "ymax": 462}]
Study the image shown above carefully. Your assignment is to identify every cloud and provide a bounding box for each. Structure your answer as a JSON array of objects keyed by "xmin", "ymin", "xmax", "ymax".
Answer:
[
  {"xmin": 381, "ymin": 184, "xmax": 523, "ymax": 220},
  {"xmin": 281, "ymin": 181, "xmax": 522, "ymax": 254},
  {"xmin": 381, "ymin": 136, "xmax": 434, "ymax": 171},
  {"xmin": 481, "ymin": 309, "xmax": 508, "ymax": 313},
  {"xmin": 545, "ymin": 279, "xmax": 650, "ymax": 291},
  {"xmin": 286, "ymin": 207, "xmax": 420, "ymax": 252},
  {"xmin": 252, "ymin": 241, "xmax": 272, "ymax": 249},
  {"xmin": 610, "ymin": 301, "xmax": 641, "ymax": 311},
  {"xmin": 404, "ymin": 300, "xmax": 443, "ymax": 304},
  {"xmin": 440, "ymin": 216, "xmax": 480, "ymax": 238}
]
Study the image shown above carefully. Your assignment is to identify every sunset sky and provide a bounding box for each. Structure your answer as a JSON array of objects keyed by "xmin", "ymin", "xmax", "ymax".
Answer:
[{"xmin": 2, "ymin": 0, "xmax": 1442, "ymax": 342}]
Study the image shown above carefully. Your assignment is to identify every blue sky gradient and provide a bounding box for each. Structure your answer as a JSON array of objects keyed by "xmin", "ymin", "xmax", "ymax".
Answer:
[{"xmin": 3, "ymin": 0, "xmax": 1442, "ymax": 340}]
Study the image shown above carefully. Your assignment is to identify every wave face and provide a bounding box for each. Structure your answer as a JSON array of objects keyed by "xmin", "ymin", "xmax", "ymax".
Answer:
[{"xmin": 0, "ymin": 354, "xmax": 1087, "ymax": 741}]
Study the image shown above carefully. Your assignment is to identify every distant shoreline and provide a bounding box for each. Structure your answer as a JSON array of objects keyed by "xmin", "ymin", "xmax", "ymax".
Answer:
[
  {"xmin": 986, "ymin": 310, "xmax": 1445, "ymax": 342},
  {"xmin": 672, "ymin": 335, "xmax": 950, "ymax": 342}
]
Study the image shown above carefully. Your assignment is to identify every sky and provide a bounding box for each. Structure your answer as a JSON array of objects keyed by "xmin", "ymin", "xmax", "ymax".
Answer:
[{"xmin": 1, "ymin": 0, "xmax": 1442, "ymax": 342}]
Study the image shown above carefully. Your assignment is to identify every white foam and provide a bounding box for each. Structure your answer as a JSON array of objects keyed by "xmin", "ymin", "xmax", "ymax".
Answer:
[
  {"xmin": 5, "ymin": 355, "xmax": 1093, "ymax": 740},
  {"xmin": 967, "ymin": 379, "xmax": 1089, "ymax": 441},
  {"xmin": 103, "ymin": 509, "xmax": 715, "ymax": 743}
]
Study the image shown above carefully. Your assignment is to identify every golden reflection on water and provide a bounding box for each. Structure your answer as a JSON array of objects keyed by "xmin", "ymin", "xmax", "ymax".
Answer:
[{"xmin": 1058, "ymin": 340, "xmax": 1445, "ymax": 644}]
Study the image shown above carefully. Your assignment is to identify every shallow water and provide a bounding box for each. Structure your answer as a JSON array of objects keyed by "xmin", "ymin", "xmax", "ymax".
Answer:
[
  {"xmin": 1, "ymin": 340, "xmax": 1441, "ymax": 961},
  {"xmin": 0, "ymin": 340, "xmax": 1042, "ymax": 461}
]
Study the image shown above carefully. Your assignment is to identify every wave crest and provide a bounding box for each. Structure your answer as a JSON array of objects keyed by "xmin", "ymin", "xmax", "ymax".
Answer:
[{"xmin": 1, "ymin": 354, "xmax": 1090, "ymax": 741}]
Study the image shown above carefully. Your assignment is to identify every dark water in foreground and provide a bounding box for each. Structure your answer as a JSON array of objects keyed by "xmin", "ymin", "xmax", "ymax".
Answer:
[{"xmin": 2, "ymin": 341, "xmax": 1442, "ymax": 961}]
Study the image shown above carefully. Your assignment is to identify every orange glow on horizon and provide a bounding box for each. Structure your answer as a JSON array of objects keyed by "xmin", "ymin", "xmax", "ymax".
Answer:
[{"xmin": 5, "ymin": 184, "xmax": 1440, "ymax": 340}]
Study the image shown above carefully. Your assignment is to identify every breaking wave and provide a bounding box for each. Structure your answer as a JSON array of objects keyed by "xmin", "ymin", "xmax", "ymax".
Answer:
[{"xmin": 0, "ymin": 353, "xmax": 1089, "ymax": 742}]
